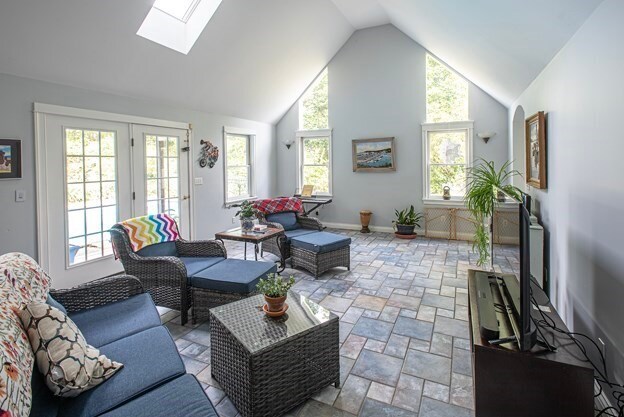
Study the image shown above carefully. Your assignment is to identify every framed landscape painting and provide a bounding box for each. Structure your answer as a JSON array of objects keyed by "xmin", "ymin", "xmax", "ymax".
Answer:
[
  {"xmin": 525, "ymin": 112, "xmax": 546, "ymax": 189},
  {"xmin": 352, "ymin": 137, "xmax": 396, "ymax": 172},
  {"xmin": 0, "ymin": 139, "xmax": 22, "ymax": 180}
]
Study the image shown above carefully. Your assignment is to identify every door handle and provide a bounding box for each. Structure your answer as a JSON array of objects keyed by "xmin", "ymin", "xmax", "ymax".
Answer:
[{"xmin": 182, "ymin": 195, "xmax": 190, "ymax": 201}]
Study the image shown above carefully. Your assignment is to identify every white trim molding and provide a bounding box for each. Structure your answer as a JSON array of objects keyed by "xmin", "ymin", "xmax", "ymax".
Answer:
[
  {"xmin": 323, "ymin": 222, "xmax": 425, "ymax": 235},
  {"xmin": 223, "ymin": 126, "xmax": 256, "ymax": 205}
]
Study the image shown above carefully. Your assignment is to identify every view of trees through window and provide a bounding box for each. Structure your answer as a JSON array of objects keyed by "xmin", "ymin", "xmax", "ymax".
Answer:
[
  {"xmin": 225, "ymin": 134, "xmax": 251, "ymax": 201},
  {"xmin": 300, "ymin": 68, "xmax": 328, "ymax": 131},
  {"xmin": 301, "ymin": 136, "xmax": 330, "ymax": 194},
  {"xmin": 425, "ymin": 55, "xmax": 470, "ymax": 198}
]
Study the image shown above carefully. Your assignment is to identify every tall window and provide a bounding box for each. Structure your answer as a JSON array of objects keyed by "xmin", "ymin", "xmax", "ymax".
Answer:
[
  {"xmin": 145, "ymin": 135, "xmax": 180, "ymax": 221},
  {"xmin": 65, "ymin": 128, "xmax": 117, "ymax": 265},
  {"xmin": 299, "ymin": 68, "xmax": 328, "ymax": 131},
  {"xmin": 426, "ymin": 55, "xmax": 469, "ymax": 123},
  {"xmin": 297, "ymin": 131, "xmax": 331, "ymax": 195},
  {"xmin": 224, "ymin": 132, "xmax": 253, "ymax": 203},
  {"xmin": 423, "ymin": 55, "xmax": 471, "ymax": 200}
]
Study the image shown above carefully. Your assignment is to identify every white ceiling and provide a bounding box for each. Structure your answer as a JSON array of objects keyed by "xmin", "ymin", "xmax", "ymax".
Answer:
[
  {"xmin": 0, "ymin": 0, "xmax": 353, "ymax": 124},
  {"xmin": 331, "ymin": 0, "xmax": 604, "ymax": 107},
  {"xmin": 0, "ymin": 0, "xmax": 604, "ymax": 123}
]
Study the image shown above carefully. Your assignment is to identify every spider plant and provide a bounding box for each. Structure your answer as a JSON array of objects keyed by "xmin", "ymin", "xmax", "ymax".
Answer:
[{"xmin": 465, "ymin": 159, "xmax": 521, "ymax": 267}]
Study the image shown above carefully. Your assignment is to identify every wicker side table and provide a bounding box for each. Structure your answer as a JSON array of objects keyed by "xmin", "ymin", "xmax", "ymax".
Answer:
[{"xmin": 209, "ymin": 292, "xmax": 340, "ymax": 417}]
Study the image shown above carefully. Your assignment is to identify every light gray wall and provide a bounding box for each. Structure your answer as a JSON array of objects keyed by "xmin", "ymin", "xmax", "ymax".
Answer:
[
  {"xmin": 276, "ymin": 24, "xmax": 509, "ymax": 229},
  {"xmin": 510, "ymin": 0, "xmax": 624, "ymax": 389},
  {"xmin": 0, "ymin": 73, "xmax": 276, "ymax": 259}
]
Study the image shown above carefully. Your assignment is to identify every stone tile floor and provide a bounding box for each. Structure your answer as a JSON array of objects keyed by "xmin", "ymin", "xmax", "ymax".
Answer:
[{"xmin": 160, "ymin": 229, "xmax": 522, "ymax": 417}]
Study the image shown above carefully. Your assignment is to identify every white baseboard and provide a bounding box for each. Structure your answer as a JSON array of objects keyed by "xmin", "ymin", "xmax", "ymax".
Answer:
[{"xmin": 323, "ymin": 222, "xmax": 425, "ymax": 235}]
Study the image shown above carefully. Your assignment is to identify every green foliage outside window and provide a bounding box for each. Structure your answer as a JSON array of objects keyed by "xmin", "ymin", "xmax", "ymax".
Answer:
[
  {"xmin": 302, "ymin": 137, "xmax": 330, "ymax": 193},
  {"xmin": 426, "ymin": 55, "xmax": 468, "ymax": 123},
  {"xmin": 300, "ymin": 68, "xmax": 328, "ymax": 131},
  {"xmin": 226, "ymin": 134, "xmax": 250, "ymax": 200}
]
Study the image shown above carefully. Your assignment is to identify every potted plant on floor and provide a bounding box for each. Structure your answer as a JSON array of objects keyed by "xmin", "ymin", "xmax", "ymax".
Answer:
[
  {"xmin": 392, "ymin": 205, "xmax": 423, "ymax": 239},
  {"xmin": 236, "ymin": 200, "xmax": 257, "ymax": 232},
  {"xmin": 256, "ymin": 273, "xmax": 296, "ymax": 317},
  {"xmin": 465, "ymin": 159, "xmax": 521, "ymax": 268}
]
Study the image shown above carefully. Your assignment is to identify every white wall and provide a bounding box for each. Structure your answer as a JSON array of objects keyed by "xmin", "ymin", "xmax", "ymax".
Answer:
[
  {"xmin": 277, "ymin": 25, "xmax": 509, "ymax": 229},
  {"xmin": 0, "ymin": 73, "xmax": 276, "ymax": 260},
  {"xmin": 511, "ymin": 0, "xmax": 624, "ymax": 389}
]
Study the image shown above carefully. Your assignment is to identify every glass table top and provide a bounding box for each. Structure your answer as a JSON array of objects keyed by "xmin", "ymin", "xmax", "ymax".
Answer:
[{"xmin": 210, "ymin": 291, "xmax": 338, "ymax": 354}]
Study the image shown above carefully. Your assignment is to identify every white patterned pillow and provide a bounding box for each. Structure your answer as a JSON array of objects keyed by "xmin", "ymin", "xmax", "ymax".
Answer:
[
  {"xmin": 0, "ymin": 252, "xmax": 51, "ymax": 417},
  {"xmin": 18, "ymin": 303, "xmax": 123, "ymax": 398}
]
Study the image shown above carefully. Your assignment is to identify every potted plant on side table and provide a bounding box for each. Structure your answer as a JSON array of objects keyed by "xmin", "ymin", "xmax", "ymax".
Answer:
[
  {"xmin": 256, "ymin": 273, "xmax": 296, "ymax": 317},
  {"xmin": 392, "ymin": 205, "xmax": 423, "ymax": 239},
  {"xmin": 236, "ymin": 200, "xmax": 257, "ymax": 232}
]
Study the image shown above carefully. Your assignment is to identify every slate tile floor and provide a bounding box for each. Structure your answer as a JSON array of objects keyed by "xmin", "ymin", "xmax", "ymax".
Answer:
[{"xmin": 160, "ymin": 229, "xmax": 521, "ymax": 417}]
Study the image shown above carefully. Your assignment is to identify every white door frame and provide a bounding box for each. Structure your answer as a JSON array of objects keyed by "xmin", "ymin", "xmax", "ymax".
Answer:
[{"xmin": 34, "ymin": 103, "xmax": 193, "ymax": 277}]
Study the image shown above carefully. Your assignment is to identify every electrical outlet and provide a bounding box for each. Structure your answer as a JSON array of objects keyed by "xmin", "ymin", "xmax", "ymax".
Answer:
[
  {"xmin": 15, "ymin": 190, "xmax": 26, "ymax": 202},
  {"xmin": 194, "ymin": 177, "xmax": 203, "ymax": 185}
]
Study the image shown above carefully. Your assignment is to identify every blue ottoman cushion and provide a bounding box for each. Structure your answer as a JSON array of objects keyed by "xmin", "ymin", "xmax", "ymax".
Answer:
[
  {"xmin": 290, "ymin": 231, "xmax": 351, "ymax": 254},
  {"xmin": 190, "ymin": 259, "xmax": 277, "ymax": 293},
  {"xmin": 284, "ymin": 228, "xmax": 317, "ymax": 242},
  {"xmin": 180, "ymin": 256, "xmax": 225, "ymax": 276},
  {"xmin": 266, "ymin": 212, "xmax": 300, "ymax": 231},
  {"xmin": 99, "ymin": 375, "xmax": 217, "ymax": 417},
  {"xmin": 69, "ymin": 293, "xmax": 161, "ymax": 348},
  {"xmin": 58, "ymin": 326, "xmax": 185, "ymax": 417}
]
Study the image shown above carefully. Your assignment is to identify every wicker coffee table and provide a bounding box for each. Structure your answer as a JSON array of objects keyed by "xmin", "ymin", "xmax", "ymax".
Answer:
[{"xmin": 209, "ymin": 291, "xmax": 340, "ymax": 417}]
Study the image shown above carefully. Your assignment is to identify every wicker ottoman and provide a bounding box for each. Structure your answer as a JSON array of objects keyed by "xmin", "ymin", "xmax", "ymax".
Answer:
[
  {"xmin": 290, "ymin": 231, "xmax": 351, "ymax": 277},
  {"xmin": 209, "ymin": 292, "xmax": 340, "ymax": 417}
]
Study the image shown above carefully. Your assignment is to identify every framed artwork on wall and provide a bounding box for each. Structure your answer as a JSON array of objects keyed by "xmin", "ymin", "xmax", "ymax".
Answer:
[
  {"xmin": 525, "ymin": 112, "xmax": 546, "ymax": 189},
  {"xmin": 352, "ymin": 137, "xmax": 396, "ymax": 172},
  {"xmin": 0, "ymin": 139, "xmax": 22, "ymax": 180}
]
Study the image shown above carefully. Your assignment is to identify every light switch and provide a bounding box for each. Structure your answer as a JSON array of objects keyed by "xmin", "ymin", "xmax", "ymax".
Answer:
[
  {"xmin": 15, "ymin": 190, "xmax": 26, "ymax": 202},
  {"xmin": 194, "ymin": 177, "xmax": 203, "ymax": 185}
]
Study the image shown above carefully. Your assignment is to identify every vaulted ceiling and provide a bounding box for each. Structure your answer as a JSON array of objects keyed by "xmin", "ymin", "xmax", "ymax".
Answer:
[{"xmin": 0, "ymin": 0, "xmax": 604, "ymax": 124}]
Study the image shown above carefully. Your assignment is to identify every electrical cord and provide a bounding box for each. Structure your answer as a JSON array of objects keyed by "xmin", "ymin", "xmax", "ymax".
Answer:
[{"xmin": 529, "ymin": 291, "xmax": 624, "ymax": 417}]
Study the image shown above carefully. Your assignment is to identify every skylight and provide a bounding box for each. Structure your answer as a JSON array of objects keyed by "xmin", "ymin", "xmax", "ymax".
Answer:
[
  {"xmin": 153, "ymin": 0, "xmax": 201, "ymax": 23},
  {"xmin": 137, "ymin": 0, "xmax": 224, "ymax": 55}
]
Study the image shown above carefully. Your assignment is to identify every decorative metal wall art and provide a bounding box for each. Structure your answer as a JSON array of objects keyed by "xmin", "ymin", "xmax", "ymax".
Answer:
[{"xmin": 199, "ymin": 139, "xmax": 219, "ymax": 168}]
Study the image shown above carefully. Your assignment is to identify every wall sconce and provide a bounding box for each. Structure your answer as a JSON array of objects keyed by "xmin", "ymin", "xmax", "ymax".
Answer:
[
  {"xmin": 477, "ymin": 131, "xmax": 496, "ymax": 144},
  {"xmin": 282, "ymin": 140, "xmax": 295, "ymax": 149}
]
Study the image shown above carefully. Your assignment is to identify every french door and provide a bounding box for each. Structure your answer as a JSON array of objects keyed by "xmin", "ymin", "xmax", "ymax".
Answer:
[{"xmin": 37, "ymin": 112, "xmax": 190, "ymax": 288}]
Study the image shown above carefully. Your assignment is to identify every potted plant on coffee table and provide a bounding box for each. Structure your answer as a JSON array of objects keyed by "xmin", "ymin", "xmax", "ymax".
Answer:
[
  {"xmin": 392, "ymin": 205, "xmax": 423, "ymax": 239},
  {"xmin": 256, "ymin": 273, "xmax": 296, "ymax": 317},
  {"xmin": 236, "ymin": 200, "xmax": 257, "ymax": 232}
]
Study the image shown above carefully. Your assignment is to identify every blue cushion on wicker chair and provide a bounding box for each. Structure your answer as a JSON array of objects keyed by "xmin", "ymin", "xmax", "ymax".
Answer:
[
  {"xmin": 136, "ymin": 241, "xmax": 178, "ymax": 257},
  {"xmin": 266, "ymin": 212, "xmax": 300, "ymax": 231},
  {"xmin": 290, "ymin": 231, "xmax": 351, "ymax": 254},
  {"xmin": 180, "ymin": 257, "xmax": 225, "ymax": 276},
  {"xmin": 190, "ymin": 259, "xmax": 277, "ymax": 293}
]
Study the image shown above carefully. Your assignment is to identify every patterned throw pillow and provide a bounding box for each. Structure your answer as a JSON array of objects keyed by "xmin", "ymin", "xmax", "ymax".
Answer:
[
  {"xmin": 0, "ymin": 252, "xmax": 52, "ymax": 417},
  {"xmin": 18, "ymin": 303, "xmax": 123, "ymax": 398}
]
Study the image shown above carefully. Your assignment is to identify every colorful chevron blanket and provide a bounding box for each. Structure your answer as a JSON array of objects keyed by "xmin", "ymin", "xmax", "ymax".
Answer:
[
  {"xmin": 253, "ymin": 197, "xmax": 303, "ymax": 215},
  {"xmin": 120, "ymin": 214, "xmax": 180, "ymax": 252}
]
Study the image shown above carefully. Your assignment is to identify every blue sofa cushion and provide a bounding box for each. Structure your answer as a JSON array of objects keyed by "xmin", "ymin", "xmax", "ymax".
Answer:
[
  {"xmin": 31, "ymin": 365, "xmax": 60, "ymax": 417},
  {"xmin": 291, "ymin": 231, "xmax": 351, "ymax": 254},
  {"xmin": 284, "ymin": 228, "xmax": 317, "ymax": 242},
  {"xmin": 266, "ymin": 212, "xmax": 300, "ymax": 231},
  {"xmin": 180, "ymin": 256, "xmax": 225, "ymax": 276},
  {"xmin": 136, "ymin": 241, "xmax": 178, "ymax": 257},
  {"xmin": 69, "ymin": 293, "xmax": 161, "ymax": 348},
  {"xmin": 190, "ymin": 259, "xmax": 277, "ymax": 293},
  {"xmin": 46, "ymin": 294, "xmax": 67, "ymax": 315},
  {"xmin": 99, "ymin": 375, "xmax": 217, "ymax": 417},
  {"xmin": 58, "ymin": 326, "xmax": 185, "ymax": 417}
]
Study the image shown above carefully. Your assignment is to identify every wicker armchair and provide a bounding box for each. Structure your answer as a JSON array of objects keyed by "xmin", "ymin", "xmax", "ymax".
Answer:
[
  {"xmin": 110, "ymin": 225, "xmax": 227, "ymax": 325},
  {"xmin": 50, "ymin": 275, "xmax": 144, "ymax": 314},
  {"xmin": 256, "ymin": 212, "xmax": 323, "ymax": 260}
]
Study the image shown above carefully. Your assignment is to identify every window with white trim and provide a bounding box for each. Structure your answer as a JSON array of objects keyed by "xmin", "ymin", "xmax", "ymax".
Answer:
[
  {"xmin": 423, "ymin": 122, "xmax": 473, "ymax": 200},
  {"xmin": 297, "ymin": 130, "xmax": 332, "ymax": 196},
  {"xmin": 224, "ymin": 131, "xmax": 253, "ymax": 203}
]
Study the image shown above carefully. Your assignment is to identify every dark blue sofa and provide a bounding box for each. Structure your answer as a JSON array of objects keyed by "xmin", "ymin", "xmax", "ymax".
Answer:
[{"xmin": 32, "ymin": 275, "xmax": 217, "ymax": 417}]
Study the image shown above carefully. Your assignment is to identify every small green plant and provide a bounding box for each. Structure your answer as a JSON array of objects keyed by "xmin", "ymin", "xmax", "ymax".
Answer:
[
  {"xmin": 236, "ymin": 200, "xmax": 257, "ymax": 219},
  {"xmin": 393, "ymin": 205, "xmax": 423, "ymax": 227},
  {"xmin": 465, "ymin": 159, "xmax": 522, "ymax": 267},
  {"xmin": 256, "ymin": 273, "xmax": 296, "ymax": 298}
]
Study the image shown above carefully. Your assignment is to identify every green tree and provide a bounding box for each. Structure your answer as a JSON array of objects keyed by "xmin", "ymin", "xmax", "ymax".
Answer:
[
  {"xmin": 301, "ymin": 68, "xmax": 328, "ymax": 130},
  {"xmin": 426, "ymin": 55, "xmax": 468, "ymax": 123}
]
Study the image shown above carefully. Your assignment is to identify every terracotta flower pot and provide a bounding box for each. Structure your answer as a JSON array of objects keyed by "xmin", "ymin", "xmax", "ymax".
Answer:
[
  {"xmin": 264, "ymin": 294, "xmax": 287, "ymax": 312},
  {"xmin": 359, "ymin": 210, "xmax": 372, "ymax": 233}
]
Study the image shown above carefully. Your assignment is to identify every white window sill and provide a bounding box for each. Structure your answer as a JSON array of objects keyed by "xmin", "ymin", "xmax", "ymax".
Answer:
[
  {"xmin": 423, "ymin": 198, "xmax": 466, "ymax": 207},
  {"xmin": 225, "ymin": 196, "xmax": 258, "ymax": 208}
]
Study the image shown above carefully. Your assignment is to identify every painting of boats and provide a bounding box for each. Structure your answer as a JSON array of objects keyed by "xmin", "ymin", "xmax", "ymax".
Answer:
[{"xmin": 352, "ymin": 137, "xmax": 396, "ymax": 172}]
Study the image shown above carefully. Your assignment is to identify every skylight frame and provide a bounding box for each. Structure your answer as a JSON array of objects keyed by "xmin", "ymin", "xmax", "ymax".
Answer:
[{"xmin": 153, "ymin": 0, "xmax": 202, "ymax": 23}]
